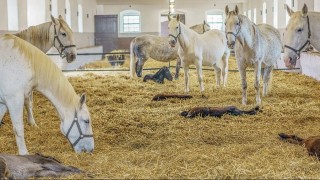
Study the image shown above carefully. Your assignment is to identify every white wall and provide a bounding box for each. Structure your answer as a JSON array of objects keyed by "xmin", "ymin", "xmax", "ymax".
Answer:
[{"xmin": 100, "ymin": 1, "xmax": 243, "ymax": 35}]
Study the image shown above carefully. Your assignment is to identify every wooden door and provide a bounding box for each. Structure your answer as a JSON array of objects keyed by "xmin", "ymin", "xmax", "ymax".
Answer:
[{"xmin": 94, "ymin": 15, "xmax": 118, "ymax": 53}]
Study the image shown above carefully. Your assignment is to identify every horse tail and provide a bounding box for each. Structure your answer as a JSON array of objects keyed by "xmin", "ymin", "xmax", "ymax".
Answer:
[
  {"xmin": 130, "ymin": 39, "xmax": 136, "ymax": 78},
  {"xmin": 278, "ymin": 133, "xmax": 304, "ymax": 145},
  {"xmin": 221, "ymin": 43, "xmax": 230, "ymax": 86}
]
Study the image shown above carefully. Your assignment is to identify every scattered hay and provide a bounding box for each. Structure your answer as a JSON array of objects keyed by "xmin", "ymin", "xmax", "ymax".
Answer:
[{"xmin": 1, "ymin": 57, "xmax": 320, "ymax": 179}]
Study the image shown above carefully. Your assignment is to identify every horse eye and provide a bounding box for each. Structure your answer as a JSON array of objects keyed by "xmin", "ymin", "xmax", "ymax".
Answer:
[
  {"xmin": 297, "ymin": 28, "xmax": 303, "ymax": 33},
  {"xmin": 83, "ymin": 120, "xmax": 89, "ymax": 124},
  {"xmin": 176, "ymin": 27, "xmax": 178, "ymax": 29},
  {"xmin": 61, "ymin": 32, "xmax": 67, "ymax": 36},
  {"xmin": 236, "ymin": 22, "xmax": 239, "ymax": 26}
]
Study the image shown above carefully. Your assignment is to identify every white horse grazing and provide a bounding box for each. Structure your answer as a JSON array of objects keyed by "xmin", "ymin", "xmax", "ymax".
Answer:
[
  {"xmin": 0, "ymin": 15, "xmax": 77, "ymax": 128},
  {"xmin": 168, "ymin": 15, "xmax": 230, "ymax": 94},
  {"xmin": 0, "ymin": 34, "xmax": 93, "ymax": 155},
  {"xmin": 225, "ymin": 6, "xmax": 281, "ymax": 105},
  {"xmin": 283, "ymin": 4, "xmax": 319, "ymax": 68},
  {"xmin": 130, "ymin": 21, "xmax": 210, "ymax": 79}
]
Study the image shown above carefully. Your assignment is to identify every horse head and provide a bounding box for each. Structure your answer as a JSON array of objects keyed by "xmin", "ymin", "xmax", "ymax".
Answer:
[
  {"xmin": 224, "ymin": 5, "xmax": 242, "ymax": 49},
  {"xmin": 283, "ymin": 4, "xmax": 310, "ymax": 69},
  {"xmin": 61, "ymin": 93, "xmax": 94, "ymax": 153},
  {"xmin": 168, "ymin": 14, "xmax": 182, "ymax": 47},
  {"xmin": 51, "ymin": 15, "xmax": 77, "ymax": 63}
]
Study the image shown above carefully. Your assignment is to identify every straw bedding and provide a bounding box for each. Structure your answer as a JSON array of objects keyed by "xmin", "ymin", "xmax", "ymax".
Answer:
[{"xmin": 1, "ymin": 57, "xmax": 320, "ymax": 179}]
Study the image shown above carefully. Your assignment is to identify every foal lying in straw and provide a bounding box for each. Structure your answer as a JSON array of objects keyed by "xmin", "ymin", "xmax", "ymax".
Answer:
[
  {"xmin": 181, "ymin": 106, "xmax": 260, "ymax": 118},
  {"xmin": 279, "ymin": 133, "xmax": 320, "ymax": 159},
  {"xmin": 0, "ymin": 153, "xmax": 81, "ymax": 179}
]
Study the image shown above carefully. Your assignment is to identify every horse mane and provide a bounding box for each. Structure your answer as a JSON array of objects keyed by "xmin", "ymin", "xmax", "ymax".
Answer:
[
  {"xmin": 3, "ymin": 34, "xmax": 79, "ymax": 108},
  {"xmin": 14, "ymin": 18, "xmax": 73, "ymax": 52}
]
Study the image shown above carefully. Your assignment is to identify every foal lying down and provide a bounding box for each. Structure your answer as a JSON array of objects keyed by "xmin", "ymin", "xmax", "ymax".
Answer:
[
  {"xmin": 279, "ymin": 133, "xmax": 320, "ymax": 159},
  {"xmin": 152, "ymin": 94, "xmax": 193, "ymax": 101},
  {"xmin": 0, "ymin": 153, "xmax": 81, "ymax": 179},
  {"xmin": 181, "ymin": 106, "xmax": 260, "ymax": 118}
]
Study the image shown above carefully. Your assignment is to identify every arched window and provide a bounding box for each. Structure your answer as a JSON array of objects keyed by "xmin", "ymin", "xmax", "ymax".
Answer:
[
  {"xmin": 263, "ymin": 2, "xmax": 267, "ymax": 24},
  {"xmin": 247, "ymin": 10, "xmax": 252, "ymax": 21},
  {"xmin": 7, "ymin": 0, "xmax": 19, "ymax": 31},
  {"xmin": 50, "ymin": 0, "xmax": 58, "ymax": 17},
  {"xmin": 273, "ymin": 0, "xmax": 278, "ymax": 28},
  {"xmin": 253, "ymin": 8, "xmax": 257, "ymax": 24},
  {"xmin": 65, "ymin": 0, "xmax": 71, "ymax": 27},
  {"xmin": 206, "ymin": 9, "xmax": 224, "ymax": 30},
  {"xmin": 78, "ymin": 4, "xmax": 83, "ymax": 32},
  {"xmin": 120, "ymin": 10, "xmax": 141, "ymax": 33}
]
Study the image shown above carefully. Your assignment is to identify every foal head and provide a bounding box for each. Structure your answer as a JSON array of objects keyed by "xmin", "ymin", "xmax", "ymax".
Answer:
[
  {"xmin": 283, "ymin": 4, "xmax": 310, "ymax": 69},
  {"xmin": 224, "ymin": 5, "xmax": 241, "ymax": 49},
  {"xmin": 168, "ymin": 14, "xmax": 182, "ymax": 47},
  {"xmin": 163, "ymin": 66, "xmax": 173, "ymax": 81},
  {"xmin": 51, "ymin": 15, "xmax": 77, "ymax": 63}
]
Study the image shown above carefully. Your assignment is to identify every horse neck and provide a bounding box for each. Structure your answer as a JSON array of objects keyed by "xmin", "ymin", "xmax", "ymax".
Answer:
[
  {"xmin": 15, "ymin": 22, "xmax": 53, "ymax": 53},
  {"xmin": 237, "ymin": 16, "xmax": 258, "ymax": 49},
  {"xmin": 34, "ymin": 63, "xmax": 79, "ymax": 122},
  {"xmin": 178, "ymin": 23, "xmax": 197, "ymax": 50},
  {"xmin": 309, "ymin": 13, "xmax": 320, "ymax": 51}
]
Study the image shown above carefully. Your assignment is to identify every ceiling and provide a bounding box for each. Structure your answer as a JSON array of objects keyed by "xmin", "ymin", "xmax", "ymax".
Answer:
[{"xmin": 97, "ymin": 0, "xmax": 248, "ymax": 5}]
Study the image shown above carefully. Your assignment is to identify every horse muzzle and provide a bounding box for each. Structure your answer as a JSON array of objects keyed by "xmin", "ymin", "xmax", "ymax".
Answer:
[
  {"xmin": 66, "ymin": 53, "xmax": 76, "ymax": 63},
  {"xmin": 284, "ymin": 56, "xmax": 297, "ymax": 69},
  {"xmin": 169, "ymin": 40, "xmax": 176, "ymax": 48},
  {"xmin": 227, "ymin": 41, "xmax": 235, "ymax": 49}
]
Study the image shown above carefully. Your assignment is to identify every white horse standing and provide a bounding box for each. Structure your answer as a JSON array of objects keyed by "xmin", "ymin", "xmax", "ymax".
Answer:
[
  {"xmin": 0, "ymin": 34, "xmax": 93, "ymax": 155},
  {"xmin": 0, "ymin": 15, "xmax": 77, "ymax": 128},
  {"xmin": 225, "ymin": 6, "xmax": 281, "ymax": 105},
  {"xmin": 130, "ymin": 21, "xmax": 210, "ymax": 79},
  {"xmin": 168, "ymin": 15, "xmax": 230, "ymax": 94},
  {"xmin": 283, "ymin": 4, "xmax": 319, "ymax": 68}
]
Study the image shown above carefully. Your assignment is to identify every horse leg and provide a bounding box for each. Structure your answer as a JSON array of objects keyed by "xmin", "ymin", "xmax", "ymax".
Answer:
[
  {"xmin": 183, "ymin": 64, "xmax": 190, "ymax": 93},
  {"xmin": 195, "ymin": 61, "xmax": 204, "ymax": 94},
  {"xmin": 0, "ymin": 104, "xmax": 8, "ymax": 124},
  {"xmin": 238, "ymin": 65, "xmax": 248, "ymax": 105},
  {"xmin": 262, "ymin": 66, "xmax": 273, "ymax": 97},
  {"xmin": 175, "ymin": 58, "xmax": 181, "ymax": 80},
  {"xmin": 6, "ymin": 94, "xmax": 28, "ymax": 155},
  {"xmin": 221, "ymin": 50, "xmax": 230, "ymax": 87},
  {"xmin": 213, "ymin": 64, "xmax": 221, "ymax": 88},
  {"xmin": 254, "ymin": 62, "xmax": 262, "ymax": 105},
  {"xmin": 25, "ymin": 92, "xmax": 37, "ymax": 126}
]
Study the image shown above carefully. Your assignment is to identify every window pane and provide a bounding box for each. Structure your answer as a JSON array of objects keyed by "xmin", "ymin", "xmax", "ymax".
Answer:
[{"xmin": 123, "ymin": 15, "xmax": 140, "ymax": 32}]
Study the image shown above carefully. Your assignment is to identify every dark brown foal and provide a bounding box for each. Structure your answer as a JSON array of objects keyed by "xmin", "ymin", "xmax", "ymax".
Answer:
[
  {"xmin": 181, "ymin": 106, "xmax": 260, "ymax": 118},
  {"xmin": 279, "ymin": 133, "xmax": 320, "ymax": 158}
]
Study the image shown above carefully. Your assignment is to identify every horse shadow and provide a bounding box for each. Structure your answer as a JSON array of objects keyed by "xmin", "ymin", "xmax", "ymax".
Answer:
[{"xmin": 143, "ymin": 66, "xmax": 173, "ymax": 84}]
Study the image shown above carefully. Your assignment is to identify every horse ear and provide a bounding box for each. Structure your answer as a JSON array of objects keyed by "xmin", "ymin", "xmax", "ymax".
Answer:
[
  {"xmin": 176, "ymin": 14, "xmax": 180, "ymax": 21},
  {"xmin": 79, "ymin": 93, "xmax": 87, "ymax": 108},
  {"xmin": 225, "ymin": 5, "xmax": 229, "ymax": 16},
  {"xmin": 235, "ymin": 5, "xmax": 239, "ymax": 15},
  {"xmin": 51, "ymin": 15, "xmax": 58, "ymax": 25},
  {"xmin": 302, "ymin": 3, "xmax": 308, "ymax": 17},
  {"xmin": 286, "ymin": 4, "xmax": 294, "ymax": 16},
  {"xmin": 58, "ymin": 15, "xmax": 64, "ymax": 20}
]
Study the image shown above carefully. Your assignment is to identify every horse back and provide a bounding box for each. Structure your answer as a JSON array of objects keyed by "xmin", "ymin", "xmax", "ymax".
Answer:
[{"xmin": 132, "ymin": 35, "xmax": 178, "ymax": 61}]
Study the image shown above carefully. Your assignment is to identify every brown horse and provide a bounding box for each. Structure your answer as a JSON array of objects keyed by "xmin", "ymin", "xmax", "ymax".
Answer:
[
  {"xmin": 181, "ymin": 106, "xmax": 260, "ymax": 118},
  {"xmin": 279, "ymin": 133, "xmax": 320, "ymax": 158},
  {"xmin": 0, "ymin": 153, "xmax": 81, "ymax": 179},
  {"xmin": 152, "ymin": 94, "xmax": 193, "ymax": 101}
]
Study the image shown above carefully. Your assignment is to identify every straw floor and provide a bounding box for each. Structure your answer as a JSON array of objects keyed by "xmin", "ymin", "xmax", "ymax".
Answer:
[{"xmin": 1, "ymin": 57, "xmax": 320, "ymax": 179}]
